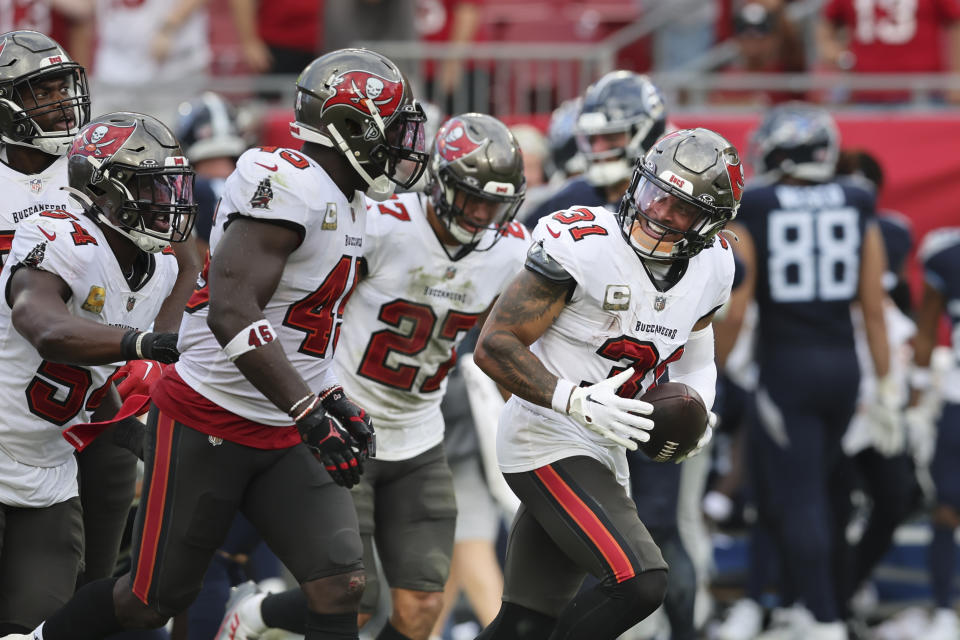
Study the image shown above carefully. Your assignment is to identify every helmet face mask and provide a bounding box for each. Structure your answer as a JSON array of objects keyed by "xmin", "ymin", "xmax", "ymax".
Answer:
[
  {"xmin": 110, "ymin": 169, "xmax": 196, "ymax": 246},
  {"xmin": 618, "ymin": 128, "xmax": 743, "ymax": 262},
  {"xmin": 427, "ymin": 114, "xmax": 526, "ymax": 258},
  {"xmin": 0, "ymin": 31, "xmax": 90, "ymax": 156},
  {"xmin": 68, "ymin": 113, "xmax": 197, "ymax": 253},
  {"xmin": 370, "ymin": 103, "xmax": 428, "ymax": 189},
  {"xmin": 432, "ymin": 177, "xmax": 523, "ymax": 249},
  {"xmin": 290, "ymin": 49, "xmax": 429, "ymax": 200},
  {"xmin": 619, "ymin": 175, "xmax": 718, "ymax": 261}
]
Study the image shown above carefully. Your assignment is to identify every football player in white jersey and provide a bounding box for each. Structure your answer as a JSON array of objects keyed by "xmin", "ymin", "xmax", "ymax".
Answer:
[
  {"xmin": 8, "ymin": 48, "xmax": 428, "ymax": 640},
  {"xmin": 0, "ymin": 31, "xmax": 202, "ymax": 595},
  {"xmin": 221, "ymin": 113, "xmax": 529, "ymax": 640},
  {"xmin": 471, "ymin": 128, "xmax": 742, "ymax": 640},
  {"xmin": 0, "ymin": 30, "xmax": 89, "ymax": 268},
  {"xmin": 0, "ymin": 111, "xmax": 194, "ymax": 633}
]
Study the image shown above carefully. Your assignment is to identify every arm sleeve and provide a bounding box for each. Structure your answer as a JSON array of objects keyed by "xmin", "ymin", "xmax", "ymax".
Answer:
[{"xmin": 668, "ymin": 325, "xmax": 717, "ymax": 411}]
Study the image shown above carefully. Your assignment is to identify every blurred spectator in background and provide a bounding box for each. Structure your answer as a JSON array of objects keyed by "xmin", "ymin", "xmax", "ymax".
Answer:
[
  {"xmin": 648, "ymin": 0, "xmax": 717, "ymax": 72},
  {"xmin": 0, "ymin": 1, "xmax": 87, "ymax": 61},
  {"xmin": 818, "ymin": 0, "xmax": 960, "ymax": 104},
  {"xmin": 713, "ymin": 0, "xmax": 807, "ymax": 105},
  {"xmin": 75, "ymin": 0, "xmax": 210, "ymax": 129},
  {"xmin": 508, "ymin": 123, "xmax": 548, "ymax": 189},
  {"xmin": 324, "ymin": 0, "xmax": 416, "ymax": 77},
  {"xmin": 416, "ymin": 0, "xmax": 488, "ymax": 114},
  {"xmin": 228, "ymin": 0, "xmax": 321, "ymax": 77},
  {"xmin": 174, "ymin": 92, "xmax": 247, "ymax": 263}
]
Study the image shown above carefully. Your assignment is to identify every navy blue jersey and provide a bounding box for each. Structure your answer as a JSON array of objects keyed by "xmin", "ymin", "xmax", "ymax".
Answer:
[
  {"xmin": 877, "ymin": 211, "xmax": 913, "ymax": 283},
  {"xmin": 738, "ymin": 181, "xmax": 875, "ymax": 351},
  {"xmin": 194, "ymin": 176, "xmax": 226, "ymax": 244},
  {"xmin": 920, "ymin": 228, "xmax": 960, "ymax": 365},
  {"xmin": 522, "ymin": 175, "xmax": 610, "ymax": 227}
]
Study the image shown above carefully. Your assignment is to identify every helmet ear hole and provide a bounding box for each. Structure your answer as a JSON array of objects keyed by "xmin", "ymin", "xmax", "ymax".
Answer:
[
  {"xmin": 118, "ymin": 209, "xmax": 138, "ymax": 226},
  {"xmin": 343, "ymin": 118, "xmax": 363, "ymax": 137}
]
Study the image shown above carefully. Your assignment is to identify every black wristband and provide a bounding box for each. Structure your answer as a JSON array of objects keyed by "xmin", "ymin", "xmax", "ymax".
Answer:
[{"xmin": 120, "ymin": 329, "xmax": 144, "ymax": 360}]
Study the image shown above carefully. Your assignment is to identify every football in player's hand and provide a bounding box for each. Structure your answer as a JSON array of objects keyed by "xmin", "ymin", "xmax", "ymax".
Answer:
[{"xmin": 637, "ymin": 382, "xmax": 707, "ymax": 463}]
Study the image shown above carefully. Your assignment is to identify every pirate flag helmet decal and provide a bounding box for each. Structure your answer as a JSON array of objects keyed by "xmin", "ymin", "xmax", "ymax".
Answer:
[
  {"xmin": 290, "ymin": 48, "xmax": 428, "ymax": 201},
  {"xmin": 428, "ymin": 113, "xmax": 526, "ymax": 259},
  {"xmin": 65, "ymin": 112, "xmax": 196, "ymax": 253}
]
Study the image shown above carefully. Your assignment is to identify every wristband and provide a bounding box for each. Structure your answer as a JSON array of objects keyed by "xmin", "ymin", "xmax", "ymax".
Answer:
[
  {"xmin": 909, "ymin": 366, "xmax": 932, "ymax": 391},
  {"xmin": 293, "ymin": 396, "xmax": 321, "ymax": 423},
  {"xmin": 288, "ymin": 393, "xmax": 316, "ymax": 417},
  {"xmin": 551, "ymin": 378, "xmax": 576, "ymax": 414},
  {"xmin": 223, "ymin": 319, "xmax": 277, "ymax": 362},
  {"xmin": 319, "ymin": 385, "xmax": 340, "ymax": 402}
]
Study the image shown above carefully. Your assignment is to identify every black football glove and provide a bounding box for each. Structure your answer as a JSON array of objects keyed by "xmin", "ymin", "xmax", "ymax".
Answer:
[
  {"xmin": 321, "ymin": 386, "xmax": 376, "ymax": 461},
  {"xmin": 121, "ymin": 330, "xmax": 180, "ymax": 364},
  {"xmin": 296, "ymin": 401, "xmax": 363, "ymax": 488}
]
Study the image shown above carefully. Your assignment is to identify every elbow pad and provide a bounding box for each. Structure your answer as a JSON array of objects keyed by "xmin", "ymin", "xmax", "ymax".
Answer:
[{"xmin": 669, "ymin": 325, "xmax": 717, "ymax": 410}]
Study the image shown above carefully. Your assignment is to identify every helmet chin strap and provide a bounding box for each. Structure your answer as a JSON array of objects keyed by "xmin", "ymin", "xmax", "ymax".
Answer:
[
  {"xmin": 61, "ymin": 185, "xmax": 169, "ymax": 253},
  {"xmin": 325, "ymin": 123, "xmax": 395, "ymax": 201},
  {"xmin": 0, "ymin": 99, "xmax": 79, "ymax": 156},
  {"xmin": 447, "ymin": 219, "xmax": 478, "ymax": 244}
]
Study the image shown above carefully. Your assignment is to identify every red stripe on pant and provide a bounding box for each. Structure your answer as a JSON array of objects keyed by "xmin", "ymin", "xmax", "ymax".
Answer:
[
  {"xmin": 132, "ymin": 411, "xmax": 176, "ymax": 603},
  {"xmin": 534, "ymin": 464, "xmax": 636, "ymax": 583}
]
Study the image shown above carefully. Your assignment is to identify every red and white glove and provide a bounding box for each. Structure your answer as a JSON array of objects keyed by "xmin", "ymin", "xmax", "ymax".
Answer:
[{"xmin": 113, "ymin": 360, "xmax": 165, "ymax": 410}]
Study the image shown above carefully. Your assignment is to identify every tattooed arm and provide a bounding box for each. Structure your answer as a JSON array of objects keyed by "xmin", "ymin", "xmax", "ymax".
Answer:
[{"xmin": 474, "ymin": 268, "xmax": 570, "ymax": 408}]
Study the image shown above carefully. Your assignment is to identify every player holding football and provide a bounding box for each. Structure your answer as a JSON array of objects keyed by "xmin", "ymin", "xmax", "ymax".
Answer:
[
  {"xmin": 470, "ymin": 127, "xmax": 740, "ymax": 639},
  {"xmin": 217, "ymin": 113, "xmax": 530, "ymax": 640},
  {"xmin": 7, "ymin": 48, "xmax": 428, "ymax": 640}
]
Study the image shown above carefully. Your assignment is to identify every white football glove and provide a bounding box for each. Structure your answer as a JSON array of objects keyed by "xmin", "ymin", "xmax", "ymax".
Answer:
[
  {"xmin": 676, "ymin": 410, "xmax": 716, "ymax": 463},
  {"xmin": 905, "ymin": 404, "xmax": 937, "ymax": 468},
  {"xmin": 868, "ymin": 374, "xmax": 905, "ymax": 457},
  {"xmin": 565, "ymin": 368, "xmax": 655, "ymax": 450}
]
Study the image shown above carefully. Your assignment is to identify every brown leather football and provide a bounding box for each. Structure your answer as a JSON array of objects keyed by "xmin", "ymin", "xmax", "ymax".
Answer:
[{"xmin": 637, "ymin": 382, "xmax": 707, "ymax": 463}]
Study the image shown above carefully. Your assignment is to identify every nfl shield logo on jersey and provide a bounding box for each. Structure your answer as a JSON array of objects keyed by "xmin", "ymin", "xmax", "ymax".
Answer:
[
  {"xmin": 654, "ymin": 295, "xmax": 666, "ymax": 312},
  {"xmin": 29, "ymin": 178, "xmax": 42, "ymax": 194},
  {"xmin": 126, "ymin": 296, "xmax": 137, "ymax": 311},
  {"xmin": 445, "ymin": 266, "xmax": 457, "ymax": 280}
]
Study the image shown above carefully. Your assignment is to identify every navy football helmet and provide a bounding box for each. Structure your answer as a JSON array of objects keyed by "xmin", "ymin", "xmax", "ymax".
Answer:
[
  {"xmin": 575, "ymin": 71, "xmax": 666, "ymax": 187},
  {"xmin": 174, "ymin": 92, "xmax": 247, "ymax": 163},
  {"xmin": 750, "ymin": 102, "xmax": 840, "ymax": 183}
]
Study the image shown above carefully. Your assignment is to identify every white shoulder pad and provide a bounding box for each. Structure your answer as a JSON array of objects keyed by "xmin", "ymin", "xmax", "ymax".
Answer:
[
  {"xmin": 530, "ymin": 206, "xmax": 616, "ymax": 284},
  {"xmin": 225, "ymin": 148, "xmax": 334, "ymax": 229},
  {"xmin": 8, "ymin": 213, "xmax": 97, "ymax": 289},
  {"xmin": 701, "ymin": 236, "xmax": 736, "ymax": 313}
]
